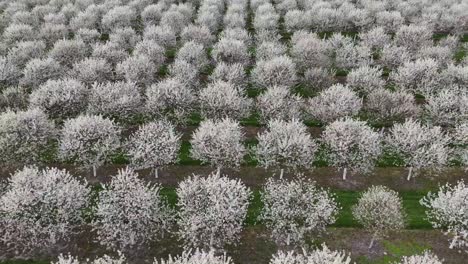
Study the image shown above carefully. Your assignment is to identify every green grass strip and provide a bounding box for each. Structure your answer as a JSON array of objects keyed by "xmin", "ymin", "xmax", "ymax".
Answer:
[{"xmin": 160, "ymin": 188, "xmax": 432, "ymax": 229}]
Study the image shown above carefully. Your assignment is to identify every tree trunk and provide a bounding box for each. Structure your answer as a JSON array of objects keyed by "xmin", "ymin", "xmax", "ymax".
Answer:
[
  {"xmin": 154, "ymin": 167, "xmax": 159, "ymax": 178},
  {"xmin": 280, "ymin": 168, "xmax": 284, "ymax": 179},
  {"xmin": 93, "ymin": 165, "xmax": 97, "ymax": 177},
  {"xmin": 209, "ymin": 231, "xmax": 214, "ymax": 248},
  {"xmin": 342, "ymin": 167, "xmax": 347, "ymax": 180},
  {"xmin": 407, "ymin": 167, "xmax": 413, "ymax": 181},
  {"xmin": 216, "ymin": 167, "xmax": 221, "ymax": 176},
  {"xmin": 368, "ymin": 233, "xmax": 376, "ymax": 249}
]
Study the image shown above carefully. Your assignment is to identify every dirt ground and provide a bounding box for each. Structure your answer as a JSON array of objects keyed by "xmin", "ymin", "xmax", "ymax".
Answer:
[
  {"xmin": 1, "ymin": 164, "xmax": 464, "ymax": 191},
  {"xmin": 2, "ymin": 227, "xmax": 466, "ymax": 264}
]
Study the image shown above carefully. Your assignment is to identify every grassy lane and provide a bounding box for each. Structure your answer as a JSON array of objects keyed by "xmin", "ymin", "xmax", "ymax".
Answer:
[{"xmin": 159, "ymin": 188, "xmax": 432, "ymax": 229}]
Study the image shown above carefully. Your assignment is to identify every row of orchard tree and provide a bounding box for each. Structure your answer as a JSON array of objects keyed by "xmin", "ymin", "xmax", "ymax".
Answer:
[
  {"xmin": 1, "ymin": 166, "xmax": 466, "ymax": 259},
  {"xmin": 0, "ymin": 108, "xmax": 466, "ymax": 180}
]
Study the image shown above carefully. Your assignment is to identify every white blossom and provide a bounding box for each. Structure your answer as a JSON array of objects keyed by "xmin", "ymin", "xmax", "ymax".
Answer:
[
  {"xmin": 390, "ymin": 58, "xmax": 441, "ymax": 97},
  {"xmin": 71, "ymin": 58, "xmax": 113, "ymax": 85},
  {"xmin": 116, "ymin": 54, "xmax": 157, "ymax": 86},
  {"xmin": 53, "ymin": 252, "xmax": 126, "ymax": 264},
  {"xmin": 260, "ymin": 178, "xmax": 338, "ymax": 246},
  {"xmin": 58, "ymin": 114, "xmax": 121, "ymax": 176},
  {"xmin": 29, "ymin": 78, "xmax": 89, "ymax": 119},
  {"xmin": 256, "ymin": 85, "xmax": 303, "ymax": 122},
  {"xmin": 180, "ymin": 24, "xmax": 215, "ymax": 48},
  {"xmin": 126, "ymin": 120, "xmax": 181, "ymax": 176},
  {"xmin": 102, "ymin": 6, "xmax": 137, "ymax": 32},
  {"xmin": 385, "ymin": 119, "xmax": 451, "ymax": 180},
  {"xmin": 394, "ymin": 24, "xmax": 433, "ymax": 53},
  {"xmin": 365, "ymin": 89, "xmax": 419, "ymax": 122},
  {"xmin": 0, "ymin": 56, "xmax": 21, "ymax": 86},
  {"xmin": 306, "ymin": 84, "xmax": 362, "ymax": 123},
  {"xmin": 346, "ymin": 65, "xmax": 385, "ymax": 95},
  {"xmin": 190, "ymin": 118, "xmax": 246, "ymax": 171},
  {"xmin": 88, "ymin": 81, "xmax": 142, "ymax": 120},
  {"xmin": 175, "ymin": 41, "xmax": 209, "ymax": 70},
  {"xmin": 359, "ymin": 27, "xmax": 391, "ymax": 51},
  {"xmin": 92, "ymin": 42, "xmax": 129, "ymax": 66},
  {"xmin": 141, "ymin": 3, "xmax": 166, "ymax": 26},
  {"xmin": 109, "ymin": 27, "xmax": 141, "ymax": 51},
  {"xmin": 48, "ymin": 39, "xmax": 89, "ymax": 67},
  {"xmin": 198, "ymin": 81, "xmax": 252, "ymax": 120},
  {"xmin": 352, "ymin": 185, "xmax": 406, "ymax": 248},
  {"xmin": 322, "ymin": 118, "xmax": 382, "ymax": 179},
  {"xmin": 21, "ymin": 58, "xmax": 64, "ymax": 88},
  {"xmin": 254, "ymin": 119, "xmax": 316, "ymax": 174},
  {"xmin": 212, "ymin": 37, "xmax": 250, "ymax": 66},
  {"xmin": 143, "ymin": 25, "xmax": 177, "ymax": 49},
  {"xmin": 93, "ymin": 167, "xmax": 173, "ymax": 251},
  {"xmin": 256, "ymin": 41, "xmax": 287, "ymax": 61},
  {"xmin": 146, "ymin": 77, "xmax": 196, "ymax": 123},
  {"xmin": 269, "ymin": 245, "xmax": 352, "ymax": 264},
  {"xmin": 424, "ymin": 87, "xmax": 468, "ymax": 126},
  {"xmin": 421, "ymin": 181, "xmax": 468, "ymax": 253},
  {"xmin": 176, "ymin": 172, "xmax": 251, "ymax": 249},
  {"xmin": 303, "ymin": 67, "xmax": 336, "ymax": 91},
  {"xmin": 379, "ymin": 45, "xmax": 411, "ymax": 69},
  {"xmin": 209, "ymin": 62, "xmax": 246, "ymax": 89},
  {"xmin": 0, "ymin": 86, "xmax": 29, "ymax": 111},
  {"xmin": 3, "ymin": 23, "xmax": 35, "ymax": 44},
  {"xmin": 0, "ymin": 167, "xmax": 89, "ymax": 253},
  {"xmin": 75, "ymin": 28, "xmax": 101, "ymax": 45},
  {"xmin": 453, "ymin": 123, "xmax": 468, "ymax": 168},
  {"xmin": 0, "ymin": 108, "xmax": 55, "ymax": 165},
  {"xmin": 290, "ymin": 32, "xmax": 330, "ymax": 70},
  {"xmin": 154, "ymin": 249, "xmax": 233, "ymax": 264},
  {"xmin": 6, "ymin": 40, "xmax": 46, "ymax": 68},
  {"xmin": 133, "ymin": 39, "xmax": 165, "ymax": 66},
  {"xmin": 251, "ymin": 56, "xmax": 297, "ymax": 88},
  {"xmin": 394, "ymin": 251, "xmax": 443, "ymax": 264}
]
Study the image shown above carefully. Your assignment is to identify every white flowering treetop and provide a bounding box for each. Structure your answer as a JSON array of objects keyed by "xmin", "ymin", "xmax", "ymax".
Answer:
[
  {"xmin": 209, "ymin": 62, "xmax": 246, "ymax": 89},
  {"xmin": 254, "ymin": 119, "xmax": 317, "ymax": 176},
  {"xmin": 53, "ymin": 252, "xmax": 126, "ymax": 264},
  {"xmin": 453, "ymin": 122, "xmax": 468, "ymax": 168},
  {"xmin": 212, "ymin": 37, "xmax": 250, "ymax": 66},
  {"xmin": 29, "ymin": 78, "xmax": 89, "ymax": 119},
  {"xmin": 58, "ymin": 114, "xmax": 121, "ymax": 177},
  {"xmin": 256, "ymin": 85, "xmax": 303, "ymax": 123},
  {"xmin": 393, "ymin": 251, "xmax": 443, "ymax": 264},
  {"xmin": 154, "ymin": 249, "xmax": 233, "ymax": 264},
  {"xmin": 198, "ymin": 80, "xmax": 252, "ymax": 120},
  {"xmin": 190, "ymin": 118, "xmax": 246, "ymax": 174},
  {"xmin": 390, "ymin": 58, "xmax": 440, "ymax": 97},
  {"xmin": 307, "ymin": 84, "xmax": 362, "ymax": 123},
  {"xmin": 385, "ymin": 119, "xmax": 451, "ymax": 180},
  {"xmin": 88, "ymin": 81, "xmax": 142, "ymax": 121},
  {"xmin": 421, "ymin": 181, "xmax": 468, "ymax": 253},
  {"xmin": 0, "ymin": 167, "xmax": 89, "ymax": 253},
  {"xmin": 126, "ymin": 120, "xmax": 182, "ymax": 177},
  {"xmin": 269, "ymin": 245, "xmax": 352, "ymax": 264},
  {"xmin": 423, "ymin": 87, "xmax": 468, "ymax": 127},
  {"xmin": 93, "ymin": 167, "xmax": 173, "ymax": 252},
  {"xmin": 260, "ymin": 177, "xmax": 338, "ymax": 247},
  {"xmin": 176, "ymin": 172, "xmax": 251, "ymax": 249},
  {"xmin": 251, "ymin": 55, "xmax": 298, "ymax": 88},
  {"xmin": 0, "ymin": 108, "xmax": 55, "ymax": 165},
  {"xmin": 365, "ymin": 89, "xmax": 419, "ymax": 122},
  {"xmin": 346, "ymin": 65, "xmax": 385, "ymax": 95},
  {"xmin": 322, "ymin": 118, "xmax": 382, "ymax": 180},
  {"xmin": 146, "ymin": 77, "xmax": 197, "ymax": 124},
  {"xmin": 352, "ymin": 185, "xmax": 406, "ymax": 249}
]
